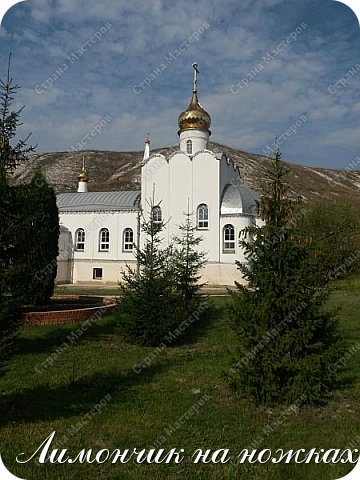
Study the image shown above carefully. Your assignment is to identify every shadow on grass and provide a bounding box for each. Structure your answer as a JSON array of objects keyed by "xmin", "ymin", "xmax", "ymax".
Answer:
[
  {"xmin": 0, "ymin": 360, "xmax": 173, "ymax": 428},
  {"xmin": 171, "ymin": 296, "xmax": 227, "ymax": 347},
  {"xmin": 15, "ymin": 316, "xmax": 118, "ymax": 355},
  {"xmin": 335, "ymin": 371, "xmax": 357, "ymax": 392}
]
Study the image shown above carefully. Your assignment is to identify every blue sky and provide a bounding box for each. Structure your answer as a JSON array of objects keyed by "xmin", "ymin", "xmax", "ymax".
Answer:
[{"xmin": 0, "ymin": 0, "xmax": 359, "ymax": 168}]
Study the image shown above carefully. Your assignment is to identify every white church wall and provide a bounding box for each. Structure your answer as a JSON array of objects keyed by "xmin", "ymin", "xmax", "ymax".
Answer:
[
  {"xmin": 167, "ymin": 152, "xmax": 193, "ymax": 242},
  {"xmin": 58, "ymin": 210, "xmax": 138, "ymax": 284},
  {"xmin": 56, "ymin": 226, "xmax": 73, "ymax": 284},
  {"xmin": 219, "ymin": 215, "xmax": 254, "ymax": 265},
  {"xmin": 142, "ymin": 150, "xmax": 221, "ymax": 263},
  {"xmin": 71, "ymin": 259, "xmax": 137, "ymax": 284},
  {"xmin": 202, "ymin": 262, "xmax": 246, "ymax": 286},
  {"xmin": 141, "ymin": 154, "xmax": 169, "ymax": 219},
  {"xmin": 192, "ymin": 151, "xmax": 220, "ymax": 262}
]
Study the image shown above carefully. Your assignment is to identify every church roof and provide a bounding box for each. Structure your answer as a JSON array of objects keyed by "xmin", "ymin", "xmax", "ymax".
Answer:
[
  {"xmin": 57, "ymin": 191, "xmax": 141, "ymax": 212},
  {"xmin": 221, "ymin": 184, "xmax": 259, "ymax": 215}
]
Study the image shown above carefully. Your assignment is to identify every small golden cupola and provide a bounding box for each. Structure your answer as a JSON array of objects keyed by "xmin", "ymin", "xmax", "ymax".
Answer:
[
  {"xmin": 178, "ymin": 63, "xmax": 211, "ymax": 134},
  {"xmin": 78, "ymin": 155, "xmax": 89, "ymax": 193}
]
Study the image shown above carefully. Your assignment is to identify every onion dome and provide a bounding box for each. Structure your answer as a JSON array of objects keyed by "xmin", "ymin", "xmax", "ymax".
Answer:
[
  {"xmin": 78, "ymin": 169, "xmax": 89, "ymax": 182},
  {"xmin": 178, "ymin": 63, "xmax": 211, "ymax": 133},
  {"xmin": 78, "ymin": 156, "xmax": 89, "ymax": 182},
  {"xmin": 178, "ymin": 91, "xmax": 211, "ymax": 133}
]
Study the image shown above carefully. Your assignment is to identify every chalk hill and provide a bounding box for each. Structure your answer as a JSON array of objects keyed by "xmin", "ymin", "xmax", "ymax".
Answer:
[{"xmin": 11, "ymin": 142, "xmax": 360, "ymax": 205}]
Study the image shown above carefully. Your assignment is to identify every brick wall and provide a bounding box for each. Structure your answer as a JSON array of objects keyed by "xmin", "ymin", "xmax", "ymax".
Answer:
[{"xmin": 22, "ymin": 303, "xmax": 117, "ymax": 326}]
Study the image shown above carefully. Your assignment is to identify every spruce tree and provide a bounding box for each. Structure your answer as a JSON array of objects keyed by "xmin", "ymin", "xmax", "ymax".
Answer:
[
  {"xmin": 228, "ymin": 150, "xmax": 343, "ymax": 405},
  {"xmin": 9, "ymin": 172, "xmax": 59, "ymax": 305},
  {"xmin": 172, "ymin": 209, "xmax": 206, "ymax": 312},
  {"xmin": 116, "ymin": 201, "xmax": 182, "ymax": 346},
  {"xmin": 0, "ymin": 54, "xmax": 35, "ymax": 375},
  {"xmin": 0, "ymin": 53, "xmax": 35, "ymax": 177}
]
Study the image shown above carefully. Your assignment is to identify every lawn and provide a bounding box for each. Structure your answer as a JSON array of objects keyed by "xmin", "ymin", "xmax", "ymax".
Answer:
[{"xmin": 0, "ymin": 277, "xmax": 360, "ymax": 480}]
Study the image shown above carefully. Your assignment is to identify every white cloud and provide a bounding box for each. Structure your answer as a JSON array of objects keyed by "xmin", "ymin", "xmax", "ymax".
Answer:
[{"xmin": 0, "ymin": 0, "xmax": 358, "ymax": 167}]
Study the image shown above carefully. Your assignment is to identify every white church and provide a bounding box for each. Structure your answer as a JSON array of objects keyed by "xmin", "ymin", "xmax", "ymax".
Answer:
[{"xmin": 56, "ymin": 64, "xmax": 260, "ymax": 286}]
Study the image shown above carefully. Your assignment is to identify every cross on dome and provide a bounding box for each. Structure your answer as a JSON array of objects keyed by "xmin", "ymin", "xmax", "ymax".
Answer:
[{"xmin": 178, "ymin": 63, "xmax": 211, "ymax": 134}]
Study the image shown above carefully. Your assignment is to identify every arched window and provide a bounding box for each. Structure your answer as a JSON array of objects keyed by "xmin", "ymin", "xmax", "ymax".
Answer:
[
  {"xmin": 197, "ymin": 204, "xmax": 209, "ymax": 229},
  {"xmin": 75, "ymin": 228, "xmax": 85, "ymax": 251},
  {"xmin": 186, "ymin": 139, "xmax": 193, "ymax": 155},
  {"xmin": 152, "ymin": 206, "xmax": 162, "ymax": 226},
  {"xmin": 123, "ymin": 228, "xmax": 134, "ymax": 251},
  {"xmin": 99, "ymin": 228, "xmax": 110, "ymax": 251},
  {"xmin": 223, "ymin": 224, "xmax": 235, "ymax": 253}
]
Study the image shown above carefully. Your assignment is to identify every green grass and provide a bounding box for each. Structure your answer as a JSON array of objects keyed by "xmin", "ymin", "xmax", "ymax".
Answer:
[
  {"xmin": 55, "ymin": 285, "xmax": 120, "ymax": 296},
  {"xmin": 1, "ymin": 277, "xmax": 360, "ymax": 479}
]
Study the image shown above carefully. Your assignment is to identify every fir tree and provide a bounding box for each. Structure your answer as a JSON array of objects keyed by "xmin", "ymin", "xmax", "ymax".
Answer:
[
  {"xmin": 0, "ymin": 53, "xmax": 35, "ymax": 178},
  {"xmin": 228, "ymin": 150, "xmax": 343, "ymax": 405},
  {"xmin": 172, "ymin": 209, "xmax": 206, "ymax": 312},
  {"xmin": 0, "ymin": 54, "xmax": 36, "ymax": 375},
  {"xmin": 9, "ymin": 172, "xmax": 59, "ymax": 305},
  {"xmin": 116, "ymin": 201, "xmax": 182, "ymax": 346}
]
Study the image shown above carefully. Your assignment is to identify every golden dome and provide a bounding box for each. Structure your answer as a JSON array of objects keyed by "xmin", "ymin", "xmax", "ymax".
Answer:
[
  {"xmin": 78, "ymin": 169, "xmax": 89, "ymax": 182},
  {"xmin": 178, "ymin": 62, "xmax": 211, "ymax": 134},
  {"xmin": 78, "ymin": 156, "xmax": 89, "ymax": 182},
  {"xmin": 178, "ymin": 91, "xmax": 211, "ymax": 133}
]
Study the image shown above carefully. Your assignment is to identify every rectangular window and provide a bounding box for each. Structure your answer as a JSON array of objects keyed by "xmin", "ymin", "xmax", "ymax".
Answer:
[
  {"xmin": 100, "ymin": 241, "xmax": 109, "ymax": 252},
  {"xmin": 198, "ymin": 218, "xmax": 209, "ymax": 229},
  {"xmin": 93, "ymin": 268, "xmax": 103, "ymax": 280},
  {"xmin": 76, "ymin": 241, "xmax": 85, "ymax": 251},
  {"xmin": 224, "ymin": 242, "xmax": 235, "ymax": 252}
]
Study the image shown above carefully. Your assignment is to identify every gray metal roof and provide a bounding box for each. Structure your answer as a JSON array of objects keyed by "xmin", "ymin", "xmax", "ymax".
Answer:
[
  {"xmin": 57, "ymin": 191, "xmax": 141, "ymax": 212},
  {"xmin": 221, "ymin": 184, "xmax": 259, "ymax": 215}
]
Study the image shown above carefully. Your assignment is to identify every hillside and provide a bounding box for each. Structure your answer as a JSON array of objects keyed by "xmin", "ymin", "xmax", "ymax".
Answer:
[{"xmin": 11, "ymin": 142, "xmax": 360, "ymax": 205}]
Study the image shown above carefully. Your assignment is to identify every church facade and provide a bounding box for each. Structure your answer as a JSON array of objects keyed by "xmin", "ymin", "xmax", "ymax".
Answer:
[{"xmin": 56, "ymin": 64, "xmax": 260, "ymax": 286}]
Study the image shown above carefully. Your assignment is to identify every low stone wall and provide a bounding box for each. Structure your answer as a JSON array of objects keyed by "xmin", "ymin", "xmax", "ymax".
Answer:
[{"xmin": 22, "ymin": 296, "xmax": 117, "ymax": 326}]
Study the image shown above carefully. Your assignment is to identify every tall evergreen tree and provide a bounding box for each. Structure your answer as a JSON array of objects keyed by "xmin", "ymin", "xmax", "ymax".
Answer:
[
  {"xmin": 116, "ymin": 201, "xmax": 182, "ymax": 346},
  {"xmin": 9, "ymin": 171, "xmax": 59, "ymax": 305},
  {"xmin": 0, "ymin": 54, "xmax": 35, "ymax": 292},
  {"xmin": 0, "ymin": 53, "xmax": 35, "ymax": 178},
  {"xmin": 172, "ymin": 209, "xmax": 206, "ymax": 312},
  {"xmin": 228, "ymin": 150, "xmax": 343, "ymax": 405},
  {"xmin": 0, "ymin": 54, "xmax": 36, "ymax": 375}
]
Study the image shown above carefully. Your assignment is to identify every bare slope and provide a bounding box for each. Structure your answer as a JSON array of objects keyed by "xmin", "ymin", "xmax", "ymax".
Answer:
[{"xmin": 11, "ymin": 143, "xmax": 360, "ymax": 205}]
